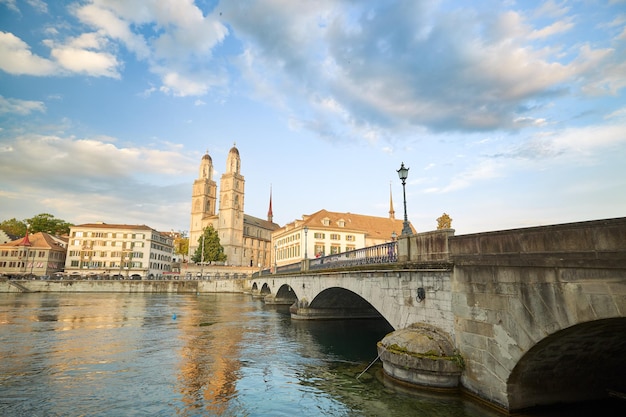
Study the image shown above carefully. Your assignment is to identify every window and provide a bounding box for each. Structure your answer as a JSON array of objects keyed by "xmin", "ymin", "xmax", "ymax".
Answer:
[
  {"xmin": 314, "ymin": 244, "xmax": 325, "ymax": 257},
  {"xmin": 330, "ymin": 245, "xmax": 340, "ymax": 254},
  {"xmin": 314, "ymin": 232, "xmax": 325, "ymax": 239},
  {"xmin": 346, "ymin": 235, "xmax": 355, "ymax": 242},
  {"xmin": 322, "ymin": 218, "xmax": 330, "ymax": 226},
  {"xmin": 330, "ymin": 234, "xmax": 340, "ymax": 240},
  {"xmin": 338, "ymin": 219, "xmax": 345, "ymax": 227}
]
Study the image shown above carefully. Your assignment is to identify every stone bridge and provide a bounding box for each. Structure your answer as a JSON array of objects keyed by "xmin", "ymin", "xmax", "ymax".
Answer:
[{"xmin": 249, "ymin": 217, "xmax": 626, "ymax": 413}]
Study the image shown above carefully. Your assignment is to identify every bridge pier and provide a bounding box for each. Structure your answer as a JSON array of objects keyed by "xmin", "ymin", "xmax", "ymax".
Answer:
[
  {"xmin": 289, "ymin": 298, "xmax": 382, "ymax": 320},
  {"xmin": 264, "ymin": 293, "xmax": 297, "ymax": 305}
]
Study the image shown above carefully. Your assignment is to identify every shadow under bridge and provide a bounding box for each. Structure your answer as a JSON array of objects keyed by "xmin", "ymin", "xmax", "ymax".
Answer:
[{"xmin": 256, "ymin": 280, "xmax": 391, "ymax": 325}]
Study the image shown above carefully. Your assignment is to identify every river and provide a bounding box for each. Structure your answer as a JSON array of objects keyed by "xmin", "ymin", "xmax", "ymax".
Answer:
[{"xmin": 0, "ymin": 293, "xmax": 621, "ymax": 416}]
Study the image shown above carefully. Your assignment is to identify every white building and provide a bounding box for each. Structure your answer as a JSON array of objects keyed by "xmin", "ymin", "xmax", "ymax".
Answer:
[
  {"xmin": 272, "ymin": 209, "xmax": 413, "ymax": 267},
  {"xmin": 64, "ymin": 223, "xmax": 174, "ymax": 279}
]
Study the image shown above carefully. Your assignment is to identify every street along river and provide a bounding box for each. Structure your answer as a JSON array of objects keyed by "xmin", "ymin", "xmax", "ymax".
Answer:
[{"xmin": 0, "ymin": 293, "xmax": 623, "ymax": 416}]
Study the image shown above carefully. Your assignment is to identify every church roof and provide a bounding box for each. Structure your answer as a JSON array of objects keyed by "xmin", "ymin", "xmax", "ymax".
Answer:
[{"xmin": 244, "ymin": 214, "xmax": 280, "ymax": 232}]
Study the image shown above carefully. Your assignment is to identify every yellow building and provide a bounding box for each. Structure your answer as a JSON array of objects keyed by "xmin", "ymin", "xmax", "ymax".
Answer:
[{"xmin": 189, "ymin": 145, "xmax": 279, "ymax": 268}]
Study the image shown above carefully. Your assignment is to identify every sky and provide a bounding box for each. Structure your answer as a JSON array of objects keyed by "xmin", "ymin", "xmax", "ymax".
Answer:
[{"xmin": 0, "ymin": 0, "xmax": 625, "ymax": 237}]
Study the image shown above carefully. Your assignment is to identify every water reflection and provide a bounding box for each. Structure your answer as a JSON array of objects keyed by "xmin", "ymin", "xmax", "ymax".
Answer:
[{"xmin": 1, "ymin": 293, "xmax": 622, "ymax": 416}]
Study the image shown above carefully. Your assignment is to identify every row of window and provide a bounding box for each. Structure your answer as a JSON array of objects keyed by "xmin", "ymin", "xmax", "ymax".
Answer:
[
  {"xmin": 276, "ymin": 234, "xmax": 300, "ymax": 247},
  {"xmin": 71, "ymin": 240, "xmax": 145, "ymax": 248},
  {"xmin": 0, "ymin": 261, "xmax": 62, "ymax": 268},
  {"xmin": 2, "ymin": 250, "xmax": 47, "ymax": 258},
  {"xmin": 68, "ymin": 250, "xmax": 145, "ymax": 258},
  {"xmin": 276, "ymin": 244, "xmax": 357, "ymax": 261},
  {"xmin": 67, "ymin": 261, "xmax": 170, "ymax": 271},
  {"xmin": 69, "ymin": 260, "xmax": 143, "ymax": 268},
  {"xmin": 73, "ymin": 231, "xmax": 146, "ymax": 239},
  {"xmin": 313, "ymin": 233, "xmax": 355, "ymax": 241},
  {"xmin": 277, "ymin": 232, "xmax": 357, "ymax": 246}
]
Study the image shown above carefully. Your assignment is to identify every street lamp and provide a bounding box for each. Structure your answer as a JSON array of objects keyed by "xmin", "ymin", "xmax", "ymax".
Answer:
[
  {"xmin": 303, "ymin": 226, "xmax": 308, "ymax": 260},
  {"xmin": 274, "ymin": 244, "xmax": 278, "ymax": 274},
  {"xmin": 397, "ymin": 162, "xmax": 413, "ymax": 236}
]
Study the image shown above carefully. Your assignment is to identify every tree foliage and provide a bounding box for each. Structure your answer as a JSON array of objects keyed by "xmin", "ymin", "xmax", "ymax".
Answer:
[
  {"xmin": 173, "ymin": 235, "xmax": 189, "ymax": 261},
  {"xmin": 0, "ymin": 213, "xmax": 73, "ymax": 237},
  {"xmin": 191, "ymin": 225, "xmax": 226, "ymax": 264},
  {"xmin": 0, "ymin": 218, "xmax": 27, "ymax": 236},
  {"xmin": 26, "ymin": 213, "xmax": 73, "ymax": 235}
]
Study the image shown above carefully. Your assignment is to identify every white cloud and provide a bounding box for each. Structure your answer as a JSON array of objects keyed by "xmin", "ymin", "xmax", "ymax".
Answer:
[
  {"xmin": 42, "ymin": 32, "xmax": 121, "ymax": 78},
  {"xmin": 73, "ymin": 0, "xmax": 229, "ymax": 96},
  {"xmin": 528, "ymin": 19, "xmax": 574, "ymax": 39},
  {"xmin": 0, "ymin": 95, "xmax": 46, "ymax": 115},
  {"xmin": 0, "ymin": 31, "xmax": 57, "ymax": 75}
]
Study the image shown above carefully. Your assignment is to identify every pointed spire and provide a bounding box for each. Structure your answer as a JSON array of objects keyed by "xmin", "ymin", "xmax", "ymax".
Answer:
[
  {"xmin": 389, "ymin": 182, "xmax": 395, "ymax": 220},
  {"xmin": 268, "ymin": 185, "xmax": 274, "ymax": 223},
  {"xmin": 21, "ymin": 228, "xmax": 32, "ymax": 246}
]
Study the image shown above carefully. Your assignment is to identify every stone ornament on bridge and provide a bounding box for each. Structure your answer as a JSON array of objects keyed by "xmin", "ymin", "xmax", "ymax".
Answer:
[{"xmin": 437, "ymin": 213, "xmax": 452, "ymax": 230}]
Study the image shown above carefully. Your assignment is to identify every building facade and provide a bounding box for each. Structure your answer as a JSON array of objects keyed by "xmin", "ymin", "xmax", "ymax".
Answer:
[
  {"xmin": 189, "ymin": 145, "xmax": 279, "ymax": 267},
  {"xmin": 272, "ymin": 209, "xmax": 413, "ymax": 267},
  {"xmin": 64, "ymin": 223, "xmax": 174, "ymax": 279},
  {"xmin": 0, "ymin": 231, "xmax": 67, "ymax": 278}
]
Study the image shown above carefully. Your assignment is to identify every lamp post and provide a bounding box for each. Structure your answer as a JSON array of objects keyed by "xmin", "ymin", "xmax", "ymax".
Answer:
[
  {"xmin": 303, "ymin": 226, "xmax": 308, "ymax": 260},
  {"xmin": 274, "ymin": 244, "xmax": 278, "ymax": 274},
  {"xmin": 397, "ymin": 162, "xmax": 413, "ymax": 236}
]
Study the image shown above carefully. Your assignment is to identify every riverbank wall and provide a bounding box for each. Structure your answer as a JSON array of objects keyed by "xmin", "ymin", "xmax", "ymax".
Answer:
[{"xmin": 0, "ymin": 279, "xmax": 250, "ymax": 294}]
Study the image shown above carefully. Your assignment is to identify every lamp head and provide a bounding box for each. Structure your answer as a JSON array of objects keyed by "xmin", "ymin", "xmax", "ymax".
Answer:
[{"xmin": 397, "ymin": 162, "xmax": 409, "ymax": 180}]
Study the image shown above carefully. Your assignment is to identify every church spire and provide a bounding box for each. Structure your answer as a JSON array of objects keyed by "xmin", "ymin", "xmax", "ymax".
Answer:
[
  {"xmin": 389, "ymin": 182, "xmax": 395, "ymax": 220},
  {"xmin": 268, "ymin": 185, "xmax": 274, "ymax": 223}
]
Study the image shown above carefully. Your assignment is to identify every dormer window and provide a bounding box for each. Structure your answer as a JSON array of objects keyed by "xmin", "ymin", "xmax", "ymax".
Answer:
[
  {"xmin": 338, "ymin": 219, "xmax": 345, "ymax": 227},
  {"xmin": 322, "ymin": 218, "xmax": 331, "ymax": 226}
]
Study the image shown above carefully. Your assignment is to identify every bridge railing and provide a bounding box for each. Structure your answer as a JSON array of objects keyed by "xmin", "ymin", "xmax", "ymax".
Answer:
[
  {"xmin": 309, "ymin": 241, "xmax": 397, "ymax": 271},
  {"xmin": 259, "ymin": 241, "xmax": 399, "ymax": 276}
]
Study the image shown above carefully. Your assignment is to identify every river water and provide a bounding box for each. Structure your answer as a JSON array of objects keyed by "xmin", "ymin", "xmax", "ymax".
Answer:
[{"xmin": 0, "ymin": 293, "xmax": 621, "ymax": 416}]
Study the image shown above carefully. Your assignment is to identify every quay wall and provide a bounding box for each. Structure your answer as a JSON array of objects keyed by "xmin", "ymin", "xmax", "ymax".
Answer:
[{"xmin": 0, "ymin": 279, "xmax": 250, "ymax": 294}]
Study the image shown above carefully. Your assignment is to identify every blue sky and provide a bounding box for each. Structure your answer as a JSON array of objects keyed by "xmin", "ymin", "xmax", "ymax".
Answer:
[{"xmin": 0, "ymin": 0, "xmax": 624, "ymax": 236}]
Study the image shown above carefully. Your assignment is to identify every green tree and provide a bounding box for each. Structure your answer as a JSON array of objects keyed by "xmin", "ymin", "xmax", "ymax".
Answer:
[
  {"xmin": 174, "ymin": 233, "xmax": 189, "ymax": 262},
  {"xmin": 0, "ymin": 218, "xmax": 27, "ymax": 236},
  {"xmin": 25, "ymin": 213, "xmax": 73, "ymax": 235},
  {"xmin": 191, "ymin": 225, "xmax": 226, "ymax": 264}
]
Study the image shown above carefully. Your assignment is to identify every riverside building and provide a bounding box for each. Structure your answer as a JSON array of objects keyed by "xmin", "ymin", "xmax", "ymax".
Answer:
[
  {"xmin": 189, "ymin": 144, "xmax": 279, "ymax": 268},
  {"xmin": 64, "ymin": 223, "xmax": 174, "ymax": 280},
  {"xmin": 0, "ymin": 231, "xmax": 67, "ymax": 278},
  {"xmin": 272, "ymin": 207, "xmax": 413, "ymax": 268}
]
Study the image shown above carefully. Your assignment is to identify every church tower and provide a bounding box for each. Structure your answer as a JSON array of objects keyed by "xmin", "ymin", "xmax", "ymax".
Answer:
[
  {"xmin": 218, "ymin": 144, "xmax": 245, "ymax": 265},
  {"xmin": 189, "ymin": 152, "xmax": 218, "ymax": 255}
]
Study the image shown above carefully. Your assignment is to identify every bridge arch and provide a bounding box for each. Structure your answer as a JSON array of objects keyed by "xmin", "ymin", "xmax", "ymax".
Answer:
[
  {"xmin": 273, "ymin": 284, "xmax": 299, "ymax": 305},
  {"xmin": 507, "ymin": 317, "xmax": 626, "ymax": 412},
  {"xmin": 297, "ymin": 287, "xmax": 390, "ymax": 324}
]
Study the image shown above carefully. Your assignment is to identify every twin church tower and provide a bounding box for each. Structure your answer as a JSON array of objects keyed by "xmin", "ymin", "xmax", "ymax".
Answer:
[{"xmin": 189, "ymin": 145, "xmax": 279, "ymax": 267}]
